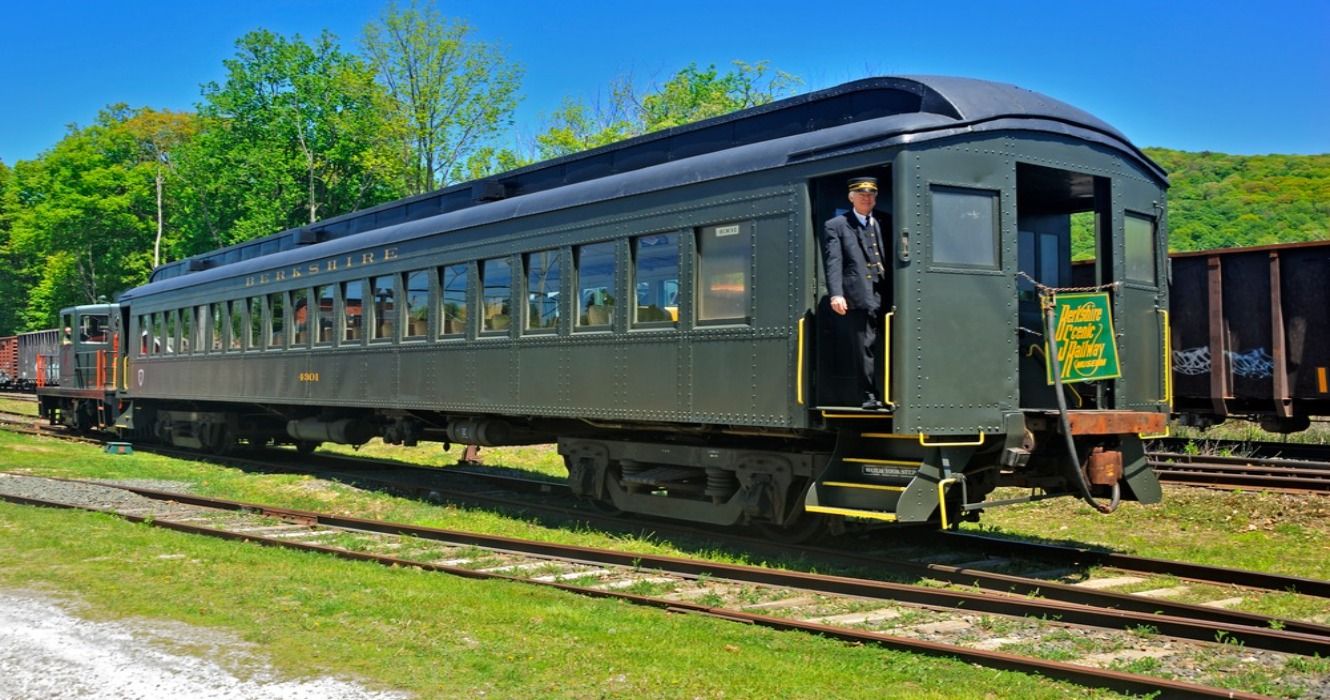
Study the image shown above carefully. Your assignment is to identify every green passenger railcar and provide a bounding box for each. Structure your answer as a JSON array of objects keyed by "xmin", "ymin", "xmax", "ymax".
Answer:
[{"xmin": 41, "ymin": 76, "xmax": 1170, "ymax": 535}]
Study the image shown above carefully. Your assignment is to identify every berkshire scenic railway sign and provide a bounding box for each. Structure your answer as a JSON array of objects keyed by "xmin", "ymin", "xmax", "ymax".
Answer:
[{"xmin": 1046, "ymin": 292, "xmax": 1121, "ymax": 384}]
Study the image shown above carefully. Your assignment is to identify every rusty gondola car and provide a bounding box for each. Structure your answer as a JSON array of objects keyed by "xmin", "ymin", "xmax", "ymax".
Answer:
[
  {"xmin": 1168, "ymin": 241, "xmax": 1330, "ymax": 433},
  {"xmin": 39, "ymin": 76, "xmax": 1171, "ymax": 533},
  {"xmin": 0, "ymin": 330, "xmax": 61, "ymax": 392}
]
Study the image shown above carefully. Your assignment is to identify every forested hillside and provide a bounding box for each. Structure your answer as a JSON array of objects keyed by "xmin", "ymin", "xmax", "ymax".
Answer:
[{"xmin": 1144, "ymin": 148, "xmax": 1330, "ymax": 252}]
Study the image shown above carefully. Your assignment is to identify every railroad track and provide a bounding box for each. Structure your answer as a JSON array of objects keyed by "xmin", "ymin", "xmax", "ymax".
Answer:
[
  {"xmin": 7, "ymin": 419, "xmax": 1330, "ymax": 606},
  {"xmin": 1149, "ymin": 451, "xmax": 1330, "ymax": 493},
  {"xmin": 0, "ymin": 391, "xmax": 37, "ymax": 402},
  {"xmin": 1, "ymin": 472, "xmax": 1318, "ymax": 699}
]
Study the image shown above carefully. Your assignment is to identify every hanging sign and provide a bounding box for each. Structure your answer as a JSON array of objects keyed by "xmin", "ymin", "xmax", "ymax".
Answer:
[{"xmin": 1045, "ymin": 292, "xmax": 1121, "ymax": 384}]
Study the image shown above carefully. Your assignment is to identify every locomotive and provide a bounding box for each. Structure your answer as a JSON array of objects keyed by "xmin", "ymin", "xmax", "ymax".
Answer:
[{"xmin": 37, "ymin": 76, "xmax": 1171, "ymax": 533}]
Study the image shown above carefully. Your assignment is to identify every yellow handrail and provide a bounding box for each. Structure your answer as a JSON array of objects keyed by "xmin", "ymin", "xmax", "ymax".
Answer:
[
  {"xmin": 883, "ymin": 311, "xmax": 894, "ymax": 407},
  {"xmin": 796, "ymin": 317, "xmax": 805, "ymax": 405},
  {"xmin": 937, "ymin": 477, "xmax": 960, "ymax": 530},
  {"xmin": 1140, "ymin": 308, "xmax": 1172, "ymax": 440},
  {"xmin": 1160, "ymin": 309, "xmax": 1173, "ymax": 407},
  {"xmin": 918, "ymin": 432, "xmax": 986, "ymax": 447}
]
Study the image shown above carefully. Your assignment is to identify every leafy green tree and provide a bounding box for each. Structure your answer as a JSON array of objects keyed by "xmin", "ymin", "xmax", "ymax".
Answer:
[
  {"xmin": 122, "ymin": 110, "xmax": 198, "ymax": 267},
  {"xmin": 0, "ymin": 159, "xmax": 19, "ymax": 335},
  {"xmin": 5, "ymin": 107, "xmax": 162, "ymax": 328},
  {"xmin": 535, "ymin": 61, "xmax": 801, "ymax": 160},
  {"xmin": 173, "ymin": 29, "xmax": 403, "ymax": 255},
  {"xmin": 362, "ymin": 1, "xmax": 522, "ymax": 192},
  {"xmin": 1145, "ymin": 148, "xmax": 1330, "ymax": 251}
]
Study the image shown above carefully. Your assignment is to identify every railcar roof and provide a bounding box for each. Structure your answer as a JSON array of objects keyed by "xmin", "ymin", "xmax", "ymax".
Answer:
[{"xmin": 130, "ymin": 75, "xmax": 1163, "ymax": 301}]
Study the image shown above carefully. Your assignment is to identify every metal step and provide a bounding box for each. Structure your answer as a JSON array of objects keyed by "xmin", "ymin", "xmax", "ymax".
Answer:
[{"xmin": 805, "ymin": 504, "xmax": 898, "ymax": 522}]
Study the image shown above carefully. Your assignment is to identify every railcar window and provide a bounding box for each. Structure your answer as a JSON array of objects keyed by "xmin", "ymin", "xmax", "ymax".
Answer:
[
  {"xmin": 405, "ymin": 271, "xmax": 429, "ymax": 340},
  {"xmin": 268, "ymin": 293, "xmax": 286, "ymax": 350},
  {"xmin": 1125, "ymin": 214, "xmax": 1157, "ymax": 285},
  {"xmin": 180, "ymin": 308, "xmax": 193, "ymax": 354},
  {"xmin": 212, "ymin": 303, "xmax": 226, "ymax": 352},
  {"xmin": 343, "ymin": 280, "xmax": 364, "ymax": 342},
  {"xmin": 292, "ymin": 289, "xmax": 311, "ymax": 347},
  {"xmin": 194, "ymin": 306, "xmax": 207, "ymax": 353},
  {"xmin": 482, "ymin": 258, "xmax": 512, "ymax": 333},
  {"xmin": 440, "ymin": 264, "xmax": 468, "ymax": 337},
  {"xmin": 316, "ymin": 285, "xmax": 336, "ymax": 344},
  {"xmin": 697, "ymin": 223, "xmax": 751, "ymax": 322},
  {"xmin": 230, "ymin": 301, "xmax": 245, "ymax": 350},
  {"xmin": 372, "ymin": 275, "xmax": 396, "ymax": 341},
  {"xmin": 163, "ymin": 311, "xmax": 177, "ymax": 355},
  {"xmin": 576, "ymin": 242, "xmax": 616, "ymax": 328},
  {"xmin": 931, "ymin": 187, "xmax": 999, "ymax": 269},
  {"xmin": 526, "ymin": 250, "xmax": 560, "ymax": 332},
  {"xmin": 152, "ymin": 313, "xmax": 164, "ymax": 356},
  {"xmin": 248, "ymin": 297, "xmax": 262, "ymax": 350},
  {"xmin": 80, "ymin": 314, "xmax": 108, "ymax": 344},
  {"xmin": 138, "ymin": 315, "xmax": 150, "ymax": 355},
  {"xmin": 633, "ymin": 233, "xmax": 680, "ymax": 325}
]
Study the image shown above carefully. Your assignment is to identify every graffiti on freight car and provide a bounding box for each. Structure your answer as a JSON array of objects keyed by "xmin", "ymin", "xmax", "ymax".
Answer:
[{"xmin": 1173, "ymin": 347, "xmax": 1275, "ymax": 379}]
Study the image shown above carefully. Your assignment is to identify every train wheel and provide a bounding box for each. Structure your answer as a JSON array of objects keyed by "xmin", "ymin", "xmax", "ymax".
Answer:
[
  {"xmin": 295, "ymin": 440, "xmax": 321, "ymax": 455},
  {"xmin": 757, "ymin": 509, "xmax": 830, "ymax": 543},
  {"xmin": 202, "ymin": 423, "xmax": 235, "ymax": 456}
]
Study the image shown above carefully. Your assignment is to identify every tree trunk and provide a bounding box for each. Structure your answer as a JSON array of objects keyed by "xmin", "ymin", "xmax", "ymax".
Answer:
[{"xmin": 154, "ymin": 165, "xmax": 164, "ymax": 267}]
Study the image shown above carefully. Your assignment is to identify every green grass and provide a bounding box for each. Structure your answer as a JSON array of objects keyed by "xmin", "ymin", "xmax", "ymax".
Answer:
[
  {"xmin": 0, "ymin": 397, "xmax": 38, "ymax": 417},
  {"xmin": 317, "ymin": 439, "xmax": 567, "ymax": 479},
  {"xmin": 1171, "ymin": 419, "xmax": 1330, "ymax": 445},
  {"xmin": 3, "ymin": 427, "xmax": 1329, "ymax": 696},
  {"xmin": 0, "ymin": 434, "xmax": 1121, "ymax": 699}
]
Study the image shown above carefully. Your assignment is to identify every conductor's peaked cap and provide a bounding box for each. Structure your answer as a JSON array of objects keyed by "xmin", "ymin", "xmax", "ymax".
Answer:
[{"xmin": 847, "ymin": 176, "xmax": 878, "ymax": 192}]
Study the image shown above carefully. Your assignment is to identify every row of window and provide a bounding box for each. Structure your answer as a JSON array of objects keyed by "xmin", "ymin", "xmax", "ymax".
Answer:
[{"xmin": 138, "ymin": 223, "xmax": 754, "ymax": 357}]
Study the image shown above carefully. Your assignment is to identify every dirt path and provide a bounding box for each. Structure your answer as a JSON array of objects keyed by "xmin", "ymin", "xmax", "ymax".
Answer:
[{"xmin": 0, "ymin": 590, "xmax": 409, "ymax": 699}]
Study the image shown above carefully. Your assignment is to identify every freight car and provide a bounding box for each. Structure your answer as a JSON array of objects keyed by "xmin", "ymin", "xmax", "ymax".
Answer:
[
  {"xmin": 0, "ymin": 336, "xmax": 14, "ymax": 390},
  {"xmin": 0, "ymin": 330, "xmax": 61, "ymax": 392},
  {"xmin": 39, "ymin": 75, "xmax": 1170, "ymax": 533},
  {"xmin": 1168, "ymin": 241, "xmax": 1330, "ymax": 434}
]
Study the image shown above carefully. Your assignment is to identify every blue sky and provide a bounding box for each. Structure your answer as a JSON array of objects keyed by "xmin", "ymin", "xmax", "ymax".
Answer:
[{"xmin": 2, "ymin": 0, "xmax": 1326, "ymax": 165}]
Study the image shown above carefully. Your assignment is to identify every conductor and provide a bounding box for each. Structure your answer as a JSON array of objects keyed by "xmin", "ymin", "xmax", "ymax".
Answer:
[{"xmin": 821, "ymin": 176, "xmax": 891, "ymax": 410}]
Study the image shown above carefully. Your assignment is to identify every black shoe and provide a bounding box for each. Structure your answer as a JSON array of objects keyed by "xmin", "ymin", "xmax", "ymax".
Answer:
[{"xmin": 861, "ymin": 395, "xmax": 886, "ymax": 411}]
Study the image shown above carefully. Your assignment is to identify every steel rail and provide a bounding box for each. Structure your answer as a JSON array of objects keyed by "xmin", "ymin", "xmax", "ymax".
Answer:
[
  {"xmin": 18, "ymin": 479, "xmax": 1330, "ymax": 658},
  {"xmin": 1150, "ymin": 437, "xmax": 1330, "ymax": 464},
  {"xmin": 259, "ymin": 459, "xmax": 1330, "ymax": 637},
  {"xmin": 941, "ymin": 531, "xmax": 1330, "ymax": 599},
  {"xmin": 0, "ymin": 489, "xmax": 1272, "ymax": 700}
]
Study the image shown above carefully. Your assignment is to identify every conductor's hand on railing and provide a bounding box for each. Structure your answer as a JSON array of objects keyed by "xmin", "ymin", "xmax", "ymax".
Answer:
[{"xmin": 830, "ymin": 296, "xmax": 848, "ymax": 315}]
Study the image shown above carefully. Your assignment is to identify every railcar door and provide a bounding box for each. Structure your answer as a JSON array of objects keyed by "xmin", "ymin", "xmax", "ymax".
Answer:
[
  {"xmin": 1115, "ymin": 179, "xmax": 1168, "ymax": 413},
  {"xmin": 890, "ymin": 149, "xmax": 1016, "ymax": 435},
  {"xmin": 808, "ymin": 167, "xmax": 892, "ymax": 408}
]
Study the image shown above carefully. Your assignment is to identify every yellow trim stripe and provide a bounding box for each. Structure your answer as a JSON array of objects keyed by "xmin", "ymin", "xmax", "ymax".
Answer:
[
  {"xmin": 821, "ymin": 412, "xmax": 894, "ymax": 420},
  {"xmin": 1319, "ymin": 367, "xmax": 1327, "ymax": 394},
  {"xmin": 861, "ymin": 432, "xmax": 916, "ymax": 439},
  {"xmin": 844, "ymin": 457, "xmax": 922, "ymax": 467},
  {"xmin": 822, "ymin": 481, "xmax": 906, "ymax": 492},
  {"xmin": 805, "ymin": 505, "xmax": 898, "ymax": 522}
]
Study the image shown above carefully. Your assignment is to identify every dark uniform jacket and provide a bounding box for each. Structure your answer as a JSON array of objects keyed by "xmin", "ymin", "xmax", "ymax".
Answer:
[{"xmin": 822, "ymin": 209, "xmax": 890, "ymax": 313}]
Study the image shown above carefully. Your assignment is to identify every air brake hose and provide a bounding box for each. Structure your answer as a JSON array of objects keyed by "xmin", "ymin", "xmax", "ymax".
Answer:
[{"xmin": 1042, "ymin": 294, "xmax": 1120, "ymax": 514}]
